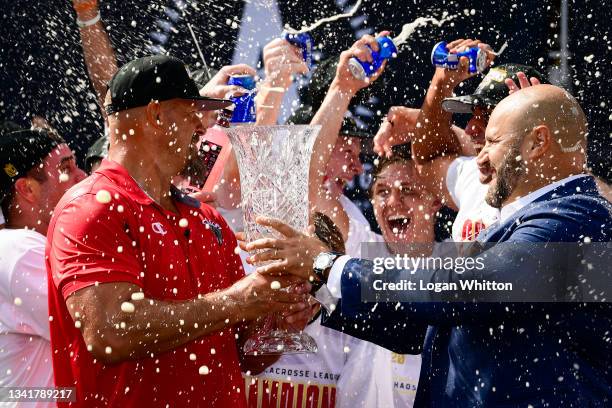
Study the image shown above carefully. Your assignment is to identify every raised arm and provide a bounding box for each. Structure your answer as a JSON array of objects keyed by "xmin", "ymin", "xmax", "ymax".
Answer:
[
  {"xmin": 373, "ymin": 39, "xmax": 493, "ymax": 163},
  {"xmin": 412, "ymin": 39, "xmax": 494, "ymax": 163},
  {"xmin": 308, "ymin": 32, "xmax": 390, "ymax": 205},
  {"xmin": 255, "ymin": 38, "xmax": 308, "ymax": 125},
  {"xmin": 72, "ymin": 0, "xmax": 118, "ymax": 113}
]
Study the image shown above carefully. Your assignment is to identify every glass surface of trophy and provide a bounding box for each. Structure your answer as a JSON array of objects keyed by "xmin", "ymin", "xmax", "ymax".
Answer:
[{"xmin": 228, "ymin": 124, "xmax": 321, "ymax": 355}]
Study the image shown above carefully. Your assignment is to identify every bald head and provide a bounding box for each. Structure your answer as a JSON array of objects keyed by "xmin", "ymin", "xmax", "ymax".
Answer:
[
  {"xmin": 478, "ymin": 85, "xmax": 588, "ymax": 208},
  {"xmin": 492, "ymin": 84, "xmax": 587, "ymax": 155}
]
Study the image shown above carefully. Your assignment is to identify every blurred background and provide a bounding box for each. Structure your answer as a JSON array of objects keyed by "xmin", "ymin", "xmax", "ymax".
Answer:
[{"xmin": 1, "ymin": 0, "xmax": 609, "ymax": 231}]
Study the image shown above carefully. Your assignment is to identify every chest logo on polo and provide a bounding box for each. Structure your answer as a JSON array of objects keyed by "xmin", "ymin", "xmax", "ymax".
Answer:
[
  {"xmin": 151, "ymin": 222, "xmax": 168, "ymax": 235},
  {"xmin": 203, "ymin": 220, "xmax": 223, "ymax": 245}
]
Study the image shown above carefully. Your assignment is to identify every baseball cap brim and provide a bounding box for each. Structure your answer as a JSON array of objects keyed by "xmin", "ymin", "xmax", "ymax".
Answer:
[
  {"xmin": 189, "ymin": 96, "xmax": 234, "ymax": 111},
  {"xmin": 442, "ymin": 94, "xmax": 498, "ymax": 114}
]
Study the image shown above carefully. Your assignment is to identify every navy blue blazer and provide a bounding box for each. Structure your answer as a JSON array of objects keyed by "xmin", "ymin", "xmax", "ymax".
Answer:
[{"xmin": 322, "ymin": 176, "xmax": 612, "ymax": 407}]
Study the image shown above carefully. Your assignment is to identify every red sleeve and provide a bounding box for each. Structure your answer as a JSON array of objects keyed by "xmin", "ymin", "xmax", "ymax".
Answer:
[{"xmin": 48, "ymin": 193, "xmax": 143, "ymax": 300}]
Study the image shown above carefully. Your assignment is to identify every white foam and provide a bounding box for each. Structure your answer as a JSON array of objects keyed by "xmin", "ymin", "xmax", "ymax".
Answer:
[
  {"xmin": 284, "ymin": 0, "xmax": 362, "ymax": 34},
  {"xmin": 393, "ymin": 14, "xmax": 455, "ymax": 47}
]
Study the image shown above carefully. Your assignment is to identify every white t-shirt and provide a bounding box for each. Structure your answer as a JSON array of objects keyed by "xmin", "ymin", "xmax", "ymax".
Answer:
[
  {"xmin": 446, "ymin": 156, "xmax": 500, "ymax": 242},
  {"xmin": 0, "ymin": 228, "xmax": 54, "ymax": 407},
  {"xmin": 357, "ymin": 234, "xmax": 421, "ymax": 408},
  {"xmin": 244, "ymin": 317, "xmax": 393, "ymax": 408},
  {"xmin": 339, "ymin": 195, "xmax": 382, "ymax": 259}
]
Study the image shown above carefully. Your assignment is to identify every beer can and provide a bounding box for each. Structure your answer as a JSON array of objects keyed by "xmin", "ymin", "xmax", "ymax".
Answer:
[
  {"xmin": 348, "ymin": 36, "xmax": 397, "ymax": 81},
  {"xmin": 282, "ymin": 31, "xmax": 314, "ymax": 68},
  {"xmin": 227, "ymin": 74, "xmax": 257, "ymax": 123},
  {"xmin": 431, "ymin": 41, "xmax": 488, "ymax": 73}
]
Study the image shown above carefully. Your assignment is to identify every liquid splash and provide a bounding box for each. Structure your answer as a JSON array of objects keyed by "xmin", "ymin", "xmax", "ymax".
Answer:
[
  {"xmin": 283, "ymin": 0, "xmax": 362, "ymax": 34},
  {"xmin": 392, "ymin": 13, "xmax": 456, "ymax": 47}
]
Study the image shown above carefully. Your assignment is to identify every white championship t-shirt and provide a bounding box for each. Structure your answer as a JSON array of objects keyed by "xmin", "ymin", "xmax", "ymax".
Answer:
[
  {"xmin": 0, "ymin": 228, "xmax": 54, "ymax": 407},
  {"xmin": 446, "ymin": 156, "xmax": 500, "ymax": 242},
  {"xmin": 339, "ymin": 197, "xmax": 421, "ymax": 408}
]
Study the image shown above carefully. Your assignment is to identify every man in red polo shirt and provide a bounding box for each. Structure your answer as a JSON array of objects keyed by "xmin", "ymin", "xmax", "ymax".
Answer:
[{"xmin": 46, "ymin": 55, "xmax": 310, "ymax": 407}]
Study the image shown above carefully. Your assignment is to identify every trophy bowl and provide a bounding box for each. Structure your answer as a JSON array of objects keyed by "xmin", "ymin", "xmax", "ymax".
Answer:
[{"xmin": 227, "ymin": 124, "xmax": 320, "ymax": 355}]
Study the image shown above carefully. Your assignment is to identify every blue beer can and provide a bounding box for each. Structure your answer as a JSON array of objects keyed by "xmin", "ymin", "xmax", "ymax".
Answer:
[
  {"xmin": 227, "ymin": 74, "xmax": 257, "ymax": 123},
  {"xmin": 348, "ymin": 36, "xmax": 397, "ymax": 81},
  {"xmin": 431, "ymin": 41, "xmax": 488, "ymax": 73},
  {"xmin": 281, "ymin": 31, "xmax": 314, "ymax": 68}
]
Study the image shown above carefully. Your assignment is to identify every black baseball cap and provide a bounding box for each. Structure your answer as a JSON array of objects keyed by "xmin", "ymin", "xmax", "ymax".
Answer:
[
  {"xmin": 442, "ymin": 63, "xmax": 547, "ymax": 114},
  {"xmin": 105, "ymin": 55, "xmax": 232, "ymax": 115},
  {"xmin": 85, "ymin": 134, "xmax": 109, "ymax": 173},
  {"xmin": 0, "ymin": 129, "xmax": 64, "ymax": 203}
]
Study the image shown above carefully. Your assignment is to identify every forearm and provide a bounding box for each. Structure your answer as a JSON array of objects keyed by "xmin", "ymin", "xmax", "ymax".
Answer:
[
  {"xmin": 413, "ymin": 71, "xmax": 461, "ymax": 163},
  {"xmin": 255, "ymin": 83, "xmax": 287, "ymax": 125},
  {"xmin": 334, "ymin": 245, "xmax": 567, "ymax": 326},
  {"xmin": 75, "ymin": 6, "xmax": 118, "ymax": 112},
  {"xmin": 321, "ymin": 301, "xmax": 426, "ymax": 354},
  {"xmin": 85, "ymin": 287, "xmax": 244, "ymax": 363},
  {"xmin": 308, "ymin": 82, "xmax": 355, "ymax": 202}
]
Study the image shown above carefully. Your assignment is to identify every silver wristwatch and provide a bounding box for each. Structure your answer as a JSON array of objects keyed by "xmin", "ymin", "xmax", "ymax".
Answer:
[{"xmin": 312, "ymin": 251, "xmax": 342, "ymax": 284}]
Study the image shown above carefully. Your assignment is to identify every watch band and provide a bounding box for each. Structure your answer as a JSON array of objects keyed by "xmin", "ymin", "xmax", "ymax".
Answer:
[{"xmin": 77, "ymin": 12, "xmax": 101, "ymax": 28}]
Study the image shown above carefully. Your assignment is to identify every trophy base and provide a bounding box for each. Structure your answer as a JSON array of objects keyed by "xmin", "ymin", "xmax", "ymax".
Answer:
[{"xmin": 243, "ymin": 330, "xmax": 318, "ymax": 356}]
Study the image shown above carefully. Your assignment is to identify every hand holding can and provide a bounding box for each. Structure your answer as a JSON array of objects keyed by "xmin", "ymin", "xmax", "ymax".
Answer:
[
  {"xmin": 333, "ymin": 31, "xmax": 392, "ymax": 93},
  {"xmin": 431, "ymin": 39, "xmax": 495, "ymax": 86}
]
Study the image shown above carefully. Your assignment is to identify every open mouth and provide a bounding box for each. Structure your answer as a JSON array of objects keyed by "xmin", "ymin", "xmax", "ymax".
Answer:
[{"xmin": 386, "ymin": 214, "xmax": 412, "ymax": 236}]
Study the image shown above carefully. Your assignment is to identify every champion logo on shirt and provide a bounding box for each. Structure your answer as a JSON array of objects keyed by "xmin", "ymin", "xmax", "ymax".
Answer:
[{"xmin": 151, "ymin": 222, "xmax": 168, "ymax": 235}]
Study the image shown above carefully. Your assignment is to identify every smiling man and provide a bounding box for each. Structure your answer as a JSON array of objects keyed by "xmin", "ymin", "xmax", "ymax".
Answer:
[
  {"xmin": 46, "ymin": 55, "xmax": 310, "ymax": 407},
  {"xmin": 241, "ymin": 84, "xmax": 612, "ymax": 407},
  {"xmin": 0, "ymin": 129, "xmax": 86, "ymax": 398},
  {"xmin": 373, "ymin": 38, "xmax": 546, "ymax": 242}
]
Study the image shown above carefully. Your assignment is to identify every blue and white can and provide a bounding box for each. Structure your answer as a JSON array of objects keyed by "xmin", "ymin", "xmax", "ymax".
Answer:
[
  {"xmin": 227, "ymin": 74, "xmax": 257, "ymax": 123},
  {"xmin": 431, "ymin": 41, "xmax": 488, "ymax": 73},
  {"xmin": 348, "ymin": 36, "xmax": 397, "ymax": 81},
  {"xmin": 282, "ymin": 31, "xmax": 314, "ymax": 68}
]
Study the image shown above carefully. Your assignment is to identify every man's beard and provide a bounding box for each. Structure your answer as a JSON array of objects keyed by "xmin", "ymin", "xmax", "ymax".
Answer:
[{"xmin": 485, "ymin": 137, "xmax": 525, "ymax": 208}]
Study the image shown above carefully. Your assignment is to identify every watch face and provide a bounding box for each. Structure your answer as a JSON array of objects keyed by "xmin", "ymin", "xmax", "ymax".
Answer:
[{"xmin": 314, "ymin": 253, "xmax": 331, "ymax": 269}]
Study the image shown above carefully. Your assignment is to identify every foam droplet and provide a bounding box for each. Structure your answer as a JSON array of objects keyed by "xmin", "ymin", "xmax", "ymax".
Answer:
[
  {"xmin": 179, "ymin": 218, "xmax": 189, "ymax": 228},
  {"xmin": 198, "ymin": 365, "xmax": 210, "ymax": 375},
  {"xmin": 270, "ymin": 281, "xmax": 282, "ymax": 290},
  {"xmin": 121, "ymin": 302, "xmax": 135, "ymax": 313},
  {"xmin": 96, "ymin": 190, "xmax": 112, "ymax": 204},
  {"xmin": 14, "ymin": 297, "xmax": 22, "ymax": 306},
  {"xmin": 59, "ymin": 173, "xmax": 69, "ymax": 183},
  {"xmin": 131, "ymin": 292, "xmax": 145, "ymax": 301}
]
